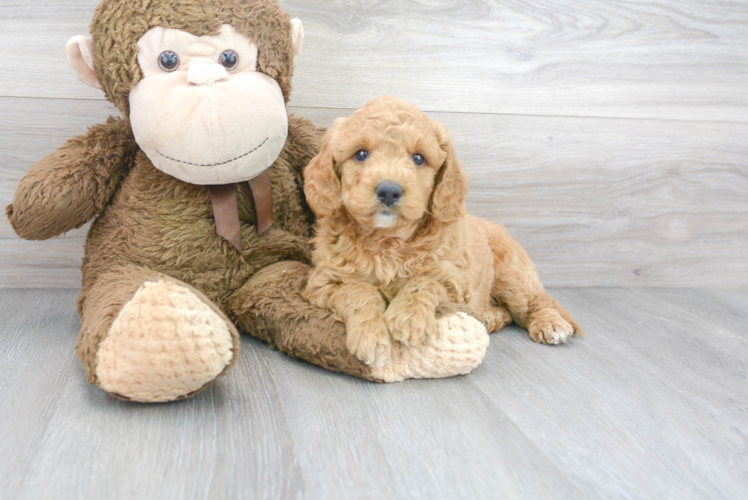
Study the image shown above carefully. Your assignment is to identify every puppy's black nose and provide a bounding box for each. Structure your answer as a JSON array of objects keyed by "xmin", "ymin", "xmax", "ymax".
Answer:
[{"xmin": 376, "ymin": 182, "xmax": 403, "ymax": 207}]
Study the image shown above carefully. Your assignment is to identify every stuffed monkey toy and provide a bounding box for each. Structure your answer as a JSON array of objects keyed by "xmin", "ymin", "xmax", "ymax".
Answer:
[{"xmin": 7, "ymin": 0, "xmax": 489, "ymax": 402}]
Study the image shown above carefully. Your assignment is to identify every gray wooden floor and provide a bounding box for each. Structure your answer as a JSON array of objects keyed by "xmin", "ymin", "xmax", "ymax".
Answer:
[{"xmin": 1, "ymin": 288, "xmax": 746, "ymax": 500}]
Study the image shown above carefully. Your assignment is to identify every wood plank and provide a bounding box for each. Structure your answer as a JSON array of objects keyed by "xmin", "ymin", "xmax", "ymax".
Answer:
[
  {"xmin": 0, "ymin": 0, "xmax": 747, "ymax": 121},
  {"xmin": 1, "ymin": 288, "xmax": 747, "ymax": 498},
  {"xmin": 2, "ymin": 98, "xmax": 746, "ymax": 287},
  {"xmin": 0, "ymin": 289, "xmax": 83, "ymax": 499},
  {"xmin": 454, "ymin": 113, "xmax": 748, "ymax": 287},
  {"xmin": 472, "ymin": 287, "xmax": 748, "ymax": 499}
]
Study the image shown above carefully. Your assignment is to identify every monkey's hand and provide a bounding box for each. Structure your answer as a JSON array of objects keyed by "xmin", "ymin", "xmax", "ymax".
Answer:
[{"xmin": 7, "ymin": 116, "xmax": 137, "ymax": 240}]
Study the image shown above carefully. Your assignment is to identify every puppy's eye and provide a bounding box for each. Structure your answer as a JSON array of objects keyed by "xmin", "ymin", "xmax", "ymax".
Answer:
[
  {"xmin": 413, "ymin": 153, "xmax": 426, "ymax": 166},
  {"xmin": 354, "ymin": 149, "xmax": 369, "ymax": 162},
  {"xmin": 219, "ymin": 50, "xmax": 239, "ymax": 70},
  {"xmin": 158, "ymin": 51, "xmax": 180, "ymax": 72}
]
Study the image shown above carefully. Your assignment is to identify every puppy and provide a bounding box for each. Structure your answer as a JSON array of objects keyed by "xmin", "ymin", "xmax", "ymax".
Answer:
[{"xmin": 303, "ymin": 95, "xmax": 582, "ymax": 366}]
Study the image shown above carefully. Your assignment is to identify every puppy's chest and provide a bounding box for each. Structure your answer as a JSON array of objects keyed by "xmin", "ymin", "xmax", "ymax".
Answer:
[
  {"xmin": 366, "ymin": 249, "xmax": 417, "ymax": 295},
  {"xmin": 347, "ymin": 244, "xmax": 449, "ymax": 298}
]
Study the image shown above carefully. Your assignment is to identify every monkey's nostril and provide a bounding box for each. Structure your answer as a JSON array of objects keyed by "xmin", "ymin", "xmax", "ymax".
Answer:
[{"xmin": 376, "ymin": 182, "xmax": 404, "ymax": 207}]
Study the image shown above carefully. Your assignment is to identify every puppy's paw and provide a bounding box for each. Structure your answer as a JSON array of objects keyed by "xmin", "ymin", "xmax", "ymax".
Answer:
[
  {"xmin": 527, "ymin": 309, "xmax": 575, "ymax": 345},
  {"xmin": 346, "ymin": 319, "xmax": 392, "ymax": 366},
  {"xmin": 385, "ymin": 300, "xmax": 437, "ymax": 346}
]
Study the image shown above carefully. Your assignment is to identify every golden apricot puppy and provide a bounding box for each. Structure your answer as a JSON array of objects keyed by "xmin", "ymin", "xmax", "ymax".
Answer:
[{"xmin": 303, "ymin": 95, "xmax": 582, "ymax": 366}]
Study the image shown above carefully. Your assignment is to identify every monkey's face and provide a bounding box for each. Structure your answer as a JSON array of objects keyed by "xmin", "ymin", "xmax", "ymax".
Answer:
[{"xmin": 128, "ymin": 25, "xmax": 288, "ymax": 185}]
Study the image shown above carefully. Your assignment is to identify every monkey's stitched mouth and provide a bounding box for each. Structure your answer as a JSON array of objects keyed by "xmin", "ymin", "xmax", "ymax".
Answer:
[{"xmin": 156, "ymin": 137, "xmax": 269, "ymax": 167}]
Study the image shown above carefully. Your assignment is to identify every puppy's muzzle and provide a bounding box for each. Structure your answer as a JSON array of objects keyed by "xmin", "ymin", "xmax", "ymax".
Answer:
[{"xmin": 376, "ymin": 182, "xmax": 403, "ymax": 207}]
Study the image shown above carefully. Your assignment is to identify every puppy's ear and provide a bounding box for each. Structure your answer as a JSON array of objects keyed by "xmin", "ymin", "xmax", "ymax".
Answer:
[
  {"xmin": 430, "ymin": 122, "xmax": 468, "ymax": 224},
  {"xmin": 304, "ymin": 131, "xmax": 342, "ymax": 218}
]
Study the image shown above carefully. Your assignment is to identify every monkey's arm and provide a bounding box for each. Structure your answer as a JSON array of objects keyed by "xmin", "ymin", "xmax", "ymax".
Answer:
[
  {"xmin": 6, "ymin": 117, "xmax": 137, "ymax": 240},
  {"xmin": 286, "ymin": 114, "xmax": 326, "ymax": 229},
  {"xmin": 287, "ymin": 114, "xmax": 325, "ymax": 185}
]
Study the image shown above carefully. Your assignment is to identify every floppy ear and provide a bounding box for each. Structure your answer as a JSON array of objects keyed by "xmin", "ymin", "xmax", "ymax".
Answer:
[
  {"xmin": 430, "ymin": 122, "xmax": 468, "ymax": 224},
  {"xmin": 304, "ymin": 132, "xmax": 342, "ymax": 218}
]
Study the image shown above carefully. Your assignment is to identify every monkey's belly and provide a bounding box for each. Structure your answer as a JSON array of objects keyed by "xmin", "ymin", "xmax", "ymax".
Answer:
[{"xmin": 81, "ymin": 156, "xmax": 310, "ymax": 305}]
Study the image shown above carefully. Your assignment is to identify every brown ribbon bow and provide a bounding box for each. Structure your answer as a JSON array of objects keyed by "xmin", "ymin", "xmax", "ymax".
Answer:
[{"xmin": 208, "ymin": 170, "xmax": 273, "ymax": 252}]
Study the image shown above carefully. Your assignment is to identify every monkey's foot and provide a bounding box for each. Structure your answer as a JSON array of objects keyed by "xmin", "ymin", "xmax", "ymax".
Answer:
[
  {"xmin": 95, "ymin": 279, "xmax": 237, "ymax": 402},
  {"xmin": 371, "ymin": 312, "xmax": 489, "ymax": 382}
]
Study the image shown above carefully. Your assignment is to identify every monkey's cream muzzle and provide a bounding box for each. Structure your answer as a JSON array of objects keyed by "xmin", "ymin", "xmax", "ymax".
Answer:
[{"xmin": 129, "ymin": 25, "xmax": 288, "ymax": 186}]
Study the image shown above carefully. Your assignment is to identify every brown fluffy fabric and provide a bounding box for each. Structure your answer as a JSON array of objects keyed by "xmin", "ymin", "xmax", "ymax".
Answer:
[
  {"xmin": 6, "ymin": 0, "xmax": 381, "ymax": 398},
  {"xmin": 7, "ymin": 117, "xmax": 137, "ymax": 240},
  {"xmin": 76, "ymin": 114, "xmax": 318, "ymax": 312},
  {"xmin": 228, "ymin": 261, "xmax": 377, "ymax": 380},
  {"xmin": 90, "ymin": 0, "xmax": 297, "ymax": 116},
  {"xmin": 68, "ymin": 113, "xmax": 339, "ymax": 389}
]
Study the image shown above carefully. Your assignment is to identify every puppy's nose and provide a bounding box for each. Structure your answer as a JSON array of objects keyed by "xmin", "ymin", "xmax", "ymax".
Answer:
[{"xmin": 376, "ymin": 182, "xmax": 403, "ymax": 207}]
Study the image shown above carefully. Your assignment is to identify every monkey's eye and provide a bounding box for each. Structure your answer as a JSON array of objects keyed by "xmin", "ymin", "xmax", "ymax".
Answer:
[
  {"xmin": 158, "ymin": 51, "xmax": 180, "ymax": 72},
  {"xmin": 413, "ymin": 153, "xmax": 426, "ymax": 166},
  {"xmin": 219, "ymin": 50, "xmax": 239, "ymax": 70},
  {"xmin": 354, "ymin": 149, "xmax": 369, "ymax": 162}
]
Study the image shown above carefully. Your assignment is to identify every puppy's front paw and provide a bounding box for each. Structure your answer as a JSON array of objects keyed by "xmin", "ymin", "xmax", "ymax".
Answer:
[
  {"xmin": 527, "ymin": 310, "xmax": 575, "ymax": 345},
  {"xmin": 346, "ymin": 318, "xmax": 392, "ymax": 366},
  {"xmin": 385, "ymin": 300, "xmax": 437, "ymax": 346}
]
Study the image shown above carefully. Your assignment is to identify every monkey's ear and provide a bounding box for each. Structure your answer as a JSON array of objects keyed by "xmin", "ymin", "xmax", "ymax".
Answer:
[
  {"xmin": 290, "ymin": 19, "xmax": 304, "ymax": 57},
  {"xmin": 66, "ymin": 35, "xmax": 101, "ymax": 89}
]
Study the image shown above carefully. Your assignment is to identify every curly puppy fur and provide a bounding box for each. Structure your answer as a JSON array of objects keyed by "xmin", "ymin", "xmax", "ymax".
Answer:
[{"xmin": 303, "ymin": 96, "xmax": 583, "ymax": 366}]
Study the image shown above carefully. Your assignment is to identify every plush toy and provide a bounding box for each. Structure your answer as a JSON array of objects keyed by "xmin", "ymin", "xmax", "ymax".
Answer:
[{"xmin": 6, "ymin": 0, "xmax": 489, "ymax": 402}]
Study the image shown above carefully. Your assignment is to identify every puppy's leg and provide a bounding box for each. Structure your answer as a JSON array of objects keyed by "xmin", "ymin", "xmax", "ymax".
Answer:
[
  {"xmin": 385, "ymin": 278, "xmax": 450, "ymax": 346},
  {"xmin": 305, "ymin": 276, "xmax": 391, "ymax": 366},
  {"xmin": 482, "ymin": 220, "xmax": 583, "ymax": 344},
  {"xmin": 483, "ymin": 302, "xmax": 513, "ymax": 333}
]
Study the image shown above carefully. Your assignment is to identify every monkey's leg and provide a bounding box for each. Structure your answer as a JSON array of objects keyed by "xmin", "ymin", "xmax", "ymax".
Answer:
[
  {"xmin": 227, "ymin": 261, "xmax": 490, "ymax": 383},
  {"xmin": 76, "ymin": 264, "xmax": 240, "ymax": 402}
]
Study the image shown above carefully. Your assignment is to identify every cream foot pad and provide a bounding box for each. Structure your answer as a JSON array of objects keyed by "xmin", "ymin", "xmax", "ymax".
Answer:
[
  {"xmin": 371, "ymin": 312, "xmax": 490, "ymax": 383},
  {"xmin": 96, "ymin": 279, "xmax": 235, "ymax": 402}
]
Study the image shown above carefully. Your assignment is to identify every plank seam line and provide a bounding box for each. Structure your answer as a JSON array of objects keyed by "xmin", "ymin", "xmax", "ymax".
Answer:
[{"xmin": 1, "ymin": 96, "xmax": 746, "ymax": 126}]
